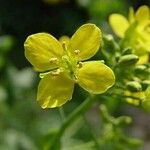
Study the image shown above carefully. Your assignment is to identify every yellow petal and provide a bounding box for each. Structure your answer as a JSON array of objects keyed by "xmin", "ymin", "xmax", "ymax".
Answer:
[
  {"xmin": 68, "ymin": 23, "xmax": 101, "ymax": 61},
  {"xmin": 134, "ymin": 32, "xmax": 150, "ymax": 53},
  {"xmin": 137, "ymin": 53, "xmax": 149, "ymax": 64},
  {"xmin": 75, "ymin": 61, "xmax": 115, "ymax": 94},
  {"xmin": 135, "ymin": 5, "xmax": 149, "ymax": 23},
  {"xmin": 24, "ymin": 33, "xmax": 63, "ymax": 72},
  {"xmin": 37, "ymin": 72, "xmax": 74, "ymax": 108},
  {"xmin": 128, "ymin": 7, "xmax": 135, "ymax": 23},
  {"xmin": 109, "ymin": 14, "xmax": 129, "ymax": 38}
]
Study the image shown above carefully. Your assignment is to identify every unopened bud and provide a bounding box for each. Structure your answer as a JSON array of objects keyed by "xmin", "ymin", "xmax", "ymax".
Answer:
[
  {"xmin": 122, "ymin": 47, "xmax": 132, "ymax": 55},
  {"xmin": 118, "ymin": 54, "xmax": 139, "ymax": 66},
  {"xmin": 103, "ymin": 34, "xmax": 120, "ymax": 52},
  {"xmin": 126, "ymin": 81, "xmax": 142, "ymax": 92},
  {"xmin": 135, "ymin": 65, "xmax": 147, "ymax": 72},
  {"xmin": 141, "ymin": 80, "xmax": 150, "ymax": 91},
  {"xmin": 134, "ymin": 65, "xmax": 148, "ymax": 76}
]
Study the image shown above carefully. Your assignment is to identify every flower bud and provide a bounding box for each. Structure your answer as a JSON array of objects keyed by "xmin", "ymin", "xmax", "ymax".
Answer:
[
  {"xmin": 103, "ymin": 34, "xmax": 120, "ymax": 53},
  {"xmin": 126, "ymin": 81, "xmax": 142, "ymax": 92},
  {"xmin": 118, "ymin": 54, "xmax": 139, "ymax": 66},
  {"xmin": 122, "ymin": 47, "xmax": 132, "ymax": 55},
  {"xmin": 134, "ymin": 65, "xmax": 147, "ymax": 73},
  {"xmin": 134, "ymin": 65, "xmax": 150, "ymax": 78},
  {"xmin": 141, "ymin": 80, "xmax": 150, "ymax": 91}
]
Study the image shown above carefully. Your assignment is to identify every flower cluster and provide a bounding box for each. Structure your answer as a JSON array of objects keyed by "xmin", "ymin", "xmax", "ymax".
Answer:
[
  {"xmin": 24, "ymin": 24, "xmax": 115, "ymax": 108},
  {"xmin": 109, "ymin": 5, "xmax": 150, "ymax": 64}
]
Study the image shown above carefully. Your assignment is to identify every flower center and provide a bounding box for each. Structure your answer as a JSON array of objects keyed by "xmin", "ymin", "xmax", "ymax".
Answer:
[
  {"xmin": 60, "ymin": 42, "xmax": 78, "ymax": 79},
  {"xmin": 47, "ymin": 42, "xmax": 82, "ymax": 80}
]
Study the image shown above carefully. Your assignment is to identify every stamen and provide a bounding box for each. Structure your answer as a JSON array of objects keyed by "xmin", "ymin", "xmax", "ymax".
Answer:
[
  {"xmin": 74, "ymin": 75, "xmax": 78, "ymax": 83},
  {"xmin": 74, "ymin": 79, "xmax": 78, "ymax": 83},
  {"xmin": 51, "ymin": 69, "xmax": 61, "ymax": 76},
  {"xmin": 49, "ymin": 57, "xmax": 58, "ymax": 63},
  {"xmin": 62, "ymin": 42, "xmax": 67, "ymax": 52},
  {"xmin": 39, "ymin": 72, "xmax": 50, "ymax": 78},
  {"xmin": 74, "ymin": 49, "xmax": 80, "ymax": 55},
  {"xmin": 77, "ymin": 62, "xmax": 83, "ymax": 68}
]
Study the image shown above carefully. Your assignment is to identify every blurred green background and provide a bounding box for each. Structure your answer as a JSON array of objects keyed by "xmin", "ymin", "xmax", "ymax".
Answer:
[{"xmin": 0, "ymin": 0, "xmax": 150, "ymax": 150}]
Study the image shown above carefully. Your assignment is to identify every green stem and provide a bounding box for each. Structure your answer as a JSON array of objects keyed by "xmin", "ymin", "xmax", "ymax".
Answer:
[
  {"xmin": 59, "ymin": 107, "xmax": 66, "ymax": 122},
  {"xmin": 48, "ymin": 94, "xmax": 97, "ymax": 150},
  {"xmin": 83, "ymin": 116, "xmax": 101, "ymax": 149}
]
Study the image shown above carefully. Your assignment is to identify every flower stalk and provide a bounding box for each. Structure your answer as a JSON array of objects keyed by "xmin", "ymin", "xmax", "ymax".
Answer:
[{"xmin": 47, "ymin": 94, "xmax": 97, "ymax": 150}]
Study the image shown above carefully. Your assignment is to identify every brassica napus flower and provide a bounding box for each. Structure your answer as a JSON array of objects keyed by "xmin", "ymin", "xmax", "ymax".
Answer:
[
  {"xmin": 109, "ymin": 5, "xmax": 150, "ymax": 64},
  {"xmin": 24, "ymin": 23, "xmax": 115, "ymax": 108}
]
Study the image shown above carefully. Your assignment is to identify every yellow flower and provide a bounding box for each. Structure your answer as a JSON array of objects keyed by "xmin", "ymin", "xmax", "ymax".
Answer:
[
  {"xmin": 24, "ymin": 23, "xmax": 115, "ymax": 108},
  {"xmin": 109, "ymin": 5, "xmax": 150, "ymax": 64}
]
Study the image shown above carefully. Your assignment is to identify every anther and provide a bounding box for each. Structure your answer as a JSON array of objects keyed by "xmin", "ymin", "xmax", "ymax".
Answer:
[
  {"xmin": 51, "ymin": 69, "xmax": 61, "ymax": 76},
  {"xmin": 77, "ymin": 62, "xmax": 83, "ymax": 68},
  {"xmin": 74, "ymin": 49, "xmax": 80, "ymax": 55},
  {"xmin": 62, "ymin": 42, "xmax": 67, "ymax": 52},
  {"xmin": 49, "ymin": 57, "xmax": 58, "ymax": 63}
]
